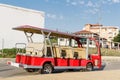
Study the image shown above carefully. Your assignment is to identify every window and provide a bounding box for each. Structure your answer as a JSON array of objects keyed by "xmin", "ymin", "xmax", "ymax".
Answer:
[
  {"xmin": 80, "ymin": 38, "xmax": 87, "ymax": 45},
  {"xmin": 46, "ymin": 47, "xmax": 52, "ymax": 57},
  {"xmin": 61, "ymin": 50, "xmax": 66, "ymax": 58},
  {"xmin": 109, "ymin": 37, "xmax": 112, "ymax": 39},
  {"xmin": 89, "ymin": 40, "xmax": 92, "ymax": 45},
  {"xmin": 73, "ymin": 52, "xmax": 78, "ymax": 59},
  {"xmin": 88, "ymin": 40, "xmax": 97, "ymax": 54},
  {"xmin": 60, "ymin": 38, "xmax": 64, "ymax": 41},
  {"xmin": 108, "ymin": 32, "xmax": 112, "ymax": 34}
]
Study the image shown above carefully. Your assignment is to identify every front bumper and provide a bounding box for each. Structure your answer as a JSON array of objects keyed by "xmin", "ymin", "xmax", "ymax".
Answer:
[
  {"xmin": 7, "ymin": 61, "xmax": 42, "ymax": 69},
  {"xmin": 7, "ymin": 61, "xmax": 19, "ymax": 67}
]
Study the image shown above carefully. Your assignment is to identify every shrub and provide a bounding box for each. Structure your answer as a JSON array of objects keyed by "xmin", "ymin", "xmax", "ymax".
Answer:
[{"xmin": 0, "ymin": 48, "xmax": 25, "ymax": 58}]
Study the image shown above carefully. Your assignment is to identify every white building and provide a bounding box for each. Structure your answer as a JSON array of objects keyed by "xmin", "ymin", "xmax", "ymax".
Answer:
[
  {"xmin": 74, "ymin": 30, "xmax": 99, "ymax": 47},
  {"xmin": 0, "ymin": 4, "xmax": 45, "ymax": 48},
  {"xmin": 84, "ymin": 24, "xmax": 119, "ymax": 42},
  {"xmin": 84, "ymin": 24, "xmax": 119, "ymax": 48},
  {"xmin": 58, "ymin": 30, "xmax": 99, "ymax": 48},
  {"xmin": 58, "ymin": 38, "xmax": 75, "ymax": 47}
]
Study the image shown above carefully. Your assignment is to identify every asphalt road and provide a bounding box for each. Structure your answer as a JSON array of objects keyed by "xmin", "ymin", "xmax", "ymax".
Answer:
[{"xmin": 0, "ymin": 61, "xmax": 120, "ymax": 78}]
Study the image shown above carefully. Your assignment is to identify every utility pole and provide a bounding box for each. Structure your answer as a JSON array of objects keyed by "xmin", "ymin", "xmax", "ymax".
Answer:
[
  {"xmin": 98, "ymin": 0, "xmax": 102, "ymax": 47},
  {"xmin": 2, "ymin": 38, "xmax": 4, "ymax": 55}
]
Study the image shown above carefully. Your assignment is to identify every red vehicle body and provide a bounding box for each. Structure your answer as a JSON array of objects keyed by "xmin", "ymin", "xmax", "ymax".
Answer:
[{"xmin": 8, "ymin": 25, "xmax": 102, "ymax": 74}]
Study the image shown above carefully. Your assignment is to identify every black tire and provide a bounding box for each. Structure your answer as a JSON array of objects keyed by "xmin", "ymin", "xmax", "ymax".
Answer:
[
  {"xmin": 41, "ymin": 64, "xmax": 53, "ymax": 74},
  {"xmin": 86, "ymin": 63, "xmax": 93, "ymax": 71}
]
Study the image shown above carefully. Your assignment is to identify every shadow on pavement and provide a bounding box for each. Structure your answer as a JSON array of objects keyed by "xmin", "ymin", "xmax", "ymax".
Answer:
[
  {"xmin": 0, "ymin": 68, "xmax": 14, "ymax": 72},
  {"xmin": 0, "ymin": 62, "xmax": 107, "ymax": 78}
]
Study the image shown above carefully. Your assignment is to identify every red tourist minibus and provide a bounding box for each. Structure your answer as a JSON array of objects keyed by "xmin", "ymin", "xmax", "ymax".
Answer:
[{"xmin": 8, "ymin": 25, "xmax": 101, "ymax": 74}]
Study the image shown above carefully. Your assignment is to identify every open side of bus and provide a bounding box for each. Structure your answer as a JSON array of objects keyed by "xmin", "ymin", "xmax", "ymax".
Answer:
[{"xmin": 8, "ymin": 25, "xmax": 101, "ymax": 74}]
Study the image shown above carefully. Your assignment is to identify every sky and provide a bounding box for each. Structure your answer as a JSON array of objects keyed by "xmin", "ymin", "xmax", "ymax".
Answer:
[{"xmin": 0, "ymin": 0, "xmax": 120, "ymax": 32}]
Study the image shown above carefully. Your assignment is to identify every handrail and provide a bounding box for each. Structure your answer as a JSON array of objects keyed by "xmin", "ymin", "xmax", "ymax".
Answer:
[{"xmin": 15, "ymin": 43, "xmax": 26, "ymax": 54}]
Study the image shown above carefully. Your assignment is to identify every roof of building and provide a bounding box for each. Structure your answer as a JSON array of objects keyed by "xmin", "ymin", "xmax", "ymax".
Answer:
[
  {"xmin": 0, "ymin": 3, "xmax": 44, "ymax": 15},
  {"xmin": 74, "ymin": 30, "xmax": 98, "ymax": 35},
  {"xmin": 85, "ymin": 23, "xmax": 118, "ymax": 29},
  {"xmin": 90, "ymin": 26, "xmax": 118, "ymax": 29},
  {"xmin": 106, "ymin": 26, "xmax": 118, "ymax": 29},
  {"xmin": 85, "ymin": 24, "xmax": 103, "ymax": 26}
]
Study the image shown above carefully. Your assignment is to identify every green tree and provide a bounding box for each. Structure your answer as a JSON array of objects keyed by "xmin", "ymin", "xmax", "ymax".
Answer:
[
  {"xmin": 50, "ymin": 37, "xmax": 58, "ymax": 43},
  {"xmin": 113, "ymin": 31, "xmax": 120, "ymax": 42}
]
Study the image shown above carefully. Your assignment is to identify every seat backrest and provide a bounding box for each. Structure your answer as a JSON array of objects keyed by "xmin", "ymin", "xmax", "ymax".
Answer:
[
  {"xmin": 26, "ymin": 43, "xmax": 44, "ymax": 56},
  {"xmin": 53, "ymin": 46, "xmax": 72, "ymax": 58},
  {"xmin": 73, "ymin": 48, "xmax": 86, "ymax": 59},
  {"xmin": 60, "ymin": 46, "xmax": 72, "ymax": 58},
  {"xmin": 53, "ymin": 46, "xmax": 60, "ymax": 58},
  {"xmin": 53, "ymin": 46, "xmax": 86, "ymax": 59}
]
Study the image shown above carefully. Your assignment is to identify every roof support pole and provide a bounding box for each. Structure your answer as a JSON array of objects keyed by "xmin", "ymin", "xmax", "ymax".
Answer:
[
  {"xmin": 86, "ymin": 38, "xmax": 89, "ymax": 60},
  {"xmin": 41, "ymin": 30, "xmax": 53, "ymax": 57},
  {"xmin": 24, "ymin": 32, "xmax": 33, "ymax": 43}
]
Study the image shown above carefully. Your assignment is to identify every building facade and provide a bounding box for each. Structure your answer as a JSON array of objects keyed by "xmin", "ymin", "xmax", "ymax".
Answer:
[
  {"xmin": 74, "ymin": 30, "xmax": 99, "ymax": 38},
  {"xmin": 73, "ymin": 30, "xmax": 99, "ymax": 47},
  {"xmin": 84, "ymin": 24, "xmax": 119, "ymax": 42},
  {"xmin": 84, "ymin": 24, "xmax": 119, "ymax": 48},
  {"xmin": 58, "ymin": 30, "xmax": 99, "ymax": 48},
  {"xmin": 0, "ymin": 4, "xmax": 45, "ymax": 48}
]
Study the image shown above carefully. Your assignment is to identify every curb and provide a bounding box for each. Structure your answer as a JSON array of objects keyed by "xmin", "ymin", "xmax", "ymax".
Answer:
[
  {"xmin": 102, "ymin": 56, "xmax": 120, "ymax": 62},
  {"xmin": 0, "ymin": 58, "xmax": 15, "ymax": 63}
]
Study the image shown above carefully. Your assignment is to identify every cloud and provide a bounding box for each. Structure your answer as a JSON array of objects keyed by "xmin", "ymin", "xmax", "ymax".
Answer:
[
  {"xmin": 47, "ymin": 13, "xmax": 56, "ymax": 19},
  {"xmin": 65, "ymin": 0, "xmax": 119, "ymax": 15},
  {"xmin": 86, "ymin": 1, "xmax": 94, "ymax": 7},
  {"xmin": 66, "ymin": 0, "xmax": 77, "ymax": 6},
  {"xmin": 44, "ymin": 0, "xmax": 49, "ymax": 2},
  {"xmin": 112, "ymin": 0, "xmax": 120, "ymax": 3},
  {"xmin": 79, "ymin": 1, "xmax": 85, "ymax": 5},
  {"xmin": 66, "ymin": 0, "xmax": 70, "ymax": 3},
  {"xmin": 59, "ymin": 15, "xmax": 64, "ymax": 19},
  {"xmin": 101, "ymin": 0, "xmax": 120, "ymax": 4},
  {"xmin": 71, "ymin": 2, "xmax": 77, "ymax": 6},
  {"xmin": 85, "ymin": 8, "xmax": 99, "ymax": 15},
  {"xmin": 46, "ymin": 13, "xmax": 64, "ymax": 20},
  {"xmin": 66, "ymin": 0, "xmax": 120, "ymax": 7}
]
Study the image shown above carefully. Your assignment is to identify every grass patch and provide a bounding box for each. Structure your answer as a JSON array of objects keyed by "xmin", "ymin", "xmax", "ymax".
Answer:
[
  {"xmin": 0, "ymin": 48, "xmax": 25, "ymax": 58},
  {"xmin": 0, "ymin": 48, "xmax": 120, "ymax": 58},
  {"xmin": 101, "ymin": 48, "xmax": 120, "ymax": 56}
]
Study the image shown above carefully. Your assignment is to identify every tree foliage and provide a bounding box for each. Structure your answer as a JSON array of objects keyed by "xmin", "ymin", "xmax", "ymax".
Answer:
[
  {"xmin": 50, "ymin": 36, "xmax": 58, "ymax": 43},
  {"xmin": 0, "ymin": 48, "xmax": 25, "ymax": 58},
  {"xmin": 113, "ymin": 31, "xmax": 120, "ymax": 42}
]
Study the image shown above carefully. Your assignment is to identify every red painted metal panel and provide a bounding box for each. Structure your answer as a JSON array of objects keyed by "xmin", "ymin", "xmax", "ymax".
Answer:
[
  {"xmin": 20, "ymin": 55, "xmax": 27, "ymax": 64},
  {"xmin": 80, "ymin": 59, "xmax": 87, "ymax": 66},
  {"xmin": 80, "ymin": 59, "xmax": 93, "ymax": 66},
  {"xmin": 91, "ymin": 54, "xmax": 101, "ymax": 68},
  {"xmin": 30, "ymin": 56, "xmax": 54, "ymax": 66},
  {"xmin": 15, "ymin": 54, "xmax": 21, "ymax": 63},
  {"xmin": 26, "ymin": 55, "xmax": 32, "ymax": 65},
  {"xmin": 16, "ymin": 55, "xmax": 54, "ymax": 66},
  {"xmin": 15, "ymin": 54, "xmax": 101, "ymax": 69},
  {"xmin": 69, "ymin": 59, "xmax": 80, "ymax": 66},
  {"xmin": 56, "ymin": 58, "xmax": 68, "ymax": 66},
  {"xmin": 30, "ymin": 56, "xmax": 42, "ymax": 66}
]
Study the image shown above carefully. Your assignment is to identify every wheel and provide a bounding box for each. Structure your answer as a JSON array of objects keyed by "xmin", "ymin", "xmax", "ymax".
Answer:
[
  {"xmin": 41, "ymin": 64, "xmax": 53, "ymax": 74},
  {"xmin": 86, "ymin": 63, "xmax": 93, "ymax": 71}
]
